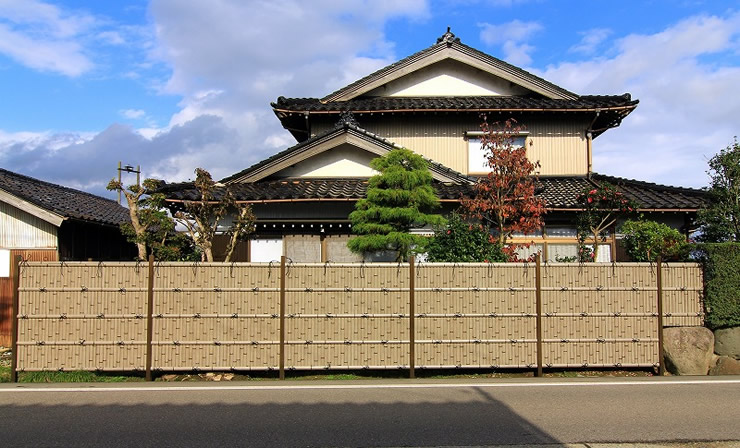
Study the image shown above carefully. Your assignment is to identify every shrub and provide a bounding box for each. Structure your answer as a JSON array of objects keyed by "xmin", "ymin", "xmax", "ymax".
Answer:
[
  {"xmin": 426, "ymin": 212, "xmax": 507, "ymax": 262},
  {"xmin": 694, "ymin": 243, "xmax": 740, "ymax": 329},
  {"xmin": 619, "ymin": 220, "xmax": 690, "ymax": 262}
]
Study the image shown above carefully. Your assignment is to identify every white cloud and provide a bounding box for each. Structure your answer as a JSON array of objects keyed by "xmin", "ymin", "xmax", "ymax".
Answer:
[
  {"xmin": 120, "ymin": 109, "xmax": 146, "ymax": 120},
  {"xmin": 0, "ymin": 1, "xmax": 430, "ymax": 194},
  {"xmin": 569, "ymin": 28, "xmax": 612, "ymax": 55},
  {"xmin": 0, "ymin": 0, "xmax": 97, "ymax": 76},
  {"xmin": 97, "ymin": 30, "xmax": 125, "ymax": 45},
  {"xmin": 540, "ymin": 13, "xmax": 740, "ymax": 188},
  {"xmin": 479, "ymin": 20, "xmax": 542, "ymax": 65},
  {"xmin": 0, "ymin": 23, "xmax": 93, "ymax": 77}
]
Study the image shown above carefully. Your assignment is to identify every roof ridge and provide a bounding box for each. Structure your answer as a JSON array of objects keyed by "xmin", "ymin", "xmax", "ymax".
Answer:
[
  {"xmin": 320, "ymin": 30, "xmax": 578, "ymax": 103},
  {"xmin": 591, "ymin": 172, "xmax": 706, "ymax": 193}
]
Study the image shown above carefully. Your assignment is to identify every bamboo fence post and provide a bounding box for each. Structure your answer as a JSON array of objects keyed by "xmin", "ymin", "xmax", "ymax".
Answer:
[
  {"xmin": 535, "ymin": 253, "xmax": 543, "ymax": 377},
  {"xmin": 145, "ymin": 254, "xmax": 154, "ymax": 381},
  {"xmin": 409, "ymin": 256, "xmax": 415, "ymax": 379},
  {"xmin": 279, "ymin": 255, "xmax": 286, "ymax": 380},
  {"xmin": 656, "ymin": 256, "xmax": 665, "ymax": 376},
  {"xmin": 10, "ymin": 255, "xmax": 21, "ymax": 383}
]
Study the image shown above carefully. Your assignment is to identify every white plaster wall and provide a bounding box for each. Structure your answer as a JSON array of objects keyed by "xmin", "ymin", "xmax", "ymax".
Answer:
[
  {"xmin": 274, "ymin": 144, "xmax": 377, "ymax": 178},
  {"xmin": 365, "ymin": 59, "xmax": 531, "ymax": 97}
]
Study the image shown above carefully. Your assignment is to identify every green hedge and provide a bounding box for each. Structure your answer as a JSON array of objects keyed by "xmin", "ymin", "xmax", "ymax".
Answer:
[{"xmin": 695, "ymin": 243, "xmax": 740, "ymax": 329}]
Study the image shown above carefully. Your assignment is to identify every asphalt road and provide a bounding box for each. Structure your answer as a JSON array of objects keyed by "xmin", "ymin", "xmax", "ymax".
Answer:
[{"xmin": 1, "ymin": 377, "xmax": 739, "ymax": 447}]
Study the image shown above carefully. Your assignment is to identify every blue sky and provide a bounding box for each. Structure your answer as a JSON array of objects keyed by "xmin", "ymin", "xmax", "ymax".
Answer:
[{"xmin": 1, "ymin": 0, "xmax": 739, "ymax": 198}]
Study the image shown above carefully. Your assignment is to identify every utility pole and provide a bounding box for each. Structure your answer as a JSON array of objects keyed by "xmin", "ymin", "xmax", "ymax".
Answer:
[{"xmin": 117, "ymin": 162, "xmax": 141, "ymax": 205}]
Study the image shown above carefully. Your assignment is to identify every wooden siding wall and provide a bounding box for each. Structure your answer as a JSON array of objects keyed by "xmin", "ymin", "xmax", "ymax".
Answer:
[
  {"xmin": 13, "ymin": 261, "xmax": 703, "ymax": 372},
  {"xmin": 312, "ymin": 115, "xmax": 590, "ymax": 176},
  {"xmin": 0, "ymin": 250, "xmax": 58, "ymax": 347},
  {"xmin": 0, "ymin": 202, "xmax": 58, "ymax": 249}
]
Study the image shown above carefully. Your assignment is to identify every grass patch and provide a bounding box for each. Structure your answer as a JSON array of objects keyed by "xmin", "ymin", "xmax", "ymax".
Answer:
[
  {"xmin": 18, "ymin": 370, "xmax": 145, "ymax": 383},
  {"xmin": 0, "ymin": 365, "xmax": 10, "ymax": 383}
]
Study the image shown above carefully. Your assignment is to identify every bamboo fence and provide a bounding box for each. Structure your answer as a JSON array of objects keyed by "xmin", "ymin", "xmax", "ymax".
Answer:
[{"xmin": 10, "ymin": 256, "xmax": 703, "ymax": 380}]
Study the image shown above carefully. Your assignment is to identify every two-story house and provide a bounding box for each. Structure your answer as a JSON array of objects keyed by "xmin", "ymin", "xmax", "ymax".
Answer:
[{"xmin": 160, "ymin": 29, "xmax": 706, "ymax": 263}]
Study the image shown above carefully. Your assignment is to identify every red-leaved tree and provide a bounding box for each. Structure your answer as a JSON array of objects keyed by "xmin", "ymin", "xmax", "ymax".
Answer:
[
  {"xmin": 462, "ymin": 118, "xmax": 547, "ymax": 260},
  {"xmin": 576, "ymin": 182, "xmax": 639, "ymax": 261}
]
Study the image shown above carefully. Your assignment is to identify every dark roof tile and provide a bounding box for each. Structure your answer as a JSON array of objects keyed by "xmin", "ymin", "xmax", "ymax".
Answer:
[
  {"xmin": 161, "ymin": 174, "xmax": 706, "ymax": 211},
  {"xmin": 273, "ymin": 95, "xmax": 637, "ymax": 112},
  {"xmin": 0, "ymin": 168, "xmax": 131, "ymax": 226}
]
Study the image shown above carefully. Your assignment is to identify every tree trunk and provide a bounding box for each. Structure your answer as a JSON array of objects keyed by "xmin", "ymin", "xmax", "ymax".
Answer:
[
  {"xmin": 136, "ymin": 242, "xmax": 147, "ymax": 261},
  {"xmin": 203, "ymin": 243, "xmax": 214, "ymax": 262}
]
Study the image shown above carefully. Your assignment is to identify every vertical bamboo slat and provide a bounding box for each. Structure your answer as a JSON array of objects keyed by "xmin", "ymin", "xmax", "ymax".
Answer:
[
  {"xmin": 279, "ymin": 256, "xmax": 286, "ymax": 380},
  {"xmin": 409, "ymin": 256, "xmax": 415, "ymax": 379},
  {"xmin": 657, "ymin": 257, "xmax": 665, "ymax": 376},
  {"xmin": 10, "ymin": 255, "xmax": 21, "ymax": 382},
  {"xmin": 535, "ymin": 254, "xmax": 542, "ymax": 377},
  {"xmin": 145, "ymin": 254, "xmax": 154, "ymax": 381}
]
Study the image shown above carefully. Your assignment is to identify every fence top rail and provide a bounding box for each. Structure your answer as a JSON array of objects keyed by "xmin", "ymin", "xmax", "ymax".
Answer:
[{"xmin": 17, "ymin": 261, "xmax": 703, "ymax": 268}]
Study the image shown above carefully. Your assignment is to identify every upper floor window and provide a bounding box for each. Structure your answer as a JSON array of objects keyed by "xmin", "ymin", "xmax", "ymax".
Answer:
[{"xmin": 466, "ymin": 131, "xmax": 528, "ymax": 174}]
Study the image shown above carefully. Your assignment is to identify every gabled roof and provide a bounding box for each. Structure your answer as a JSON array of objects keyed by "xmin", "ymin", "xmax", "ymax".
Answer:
[
  {"xmin": 160, "ymin": 174, "xmax": 707, "ymax": 212},
  {"xmin": 322, "ymin": 29, "xmax": 578, "ymax": 102},
  {"xmin": 220, "ymin": 115, "xmax": 473, "ymax": 185},
  {"xmin": 0, "ymin": 168, "xmax": 130, "ymax": 227}
]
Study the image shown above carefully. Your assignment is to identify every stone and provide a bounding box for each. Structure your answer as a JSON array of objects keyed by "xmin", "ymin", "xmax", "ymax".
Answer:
[
  {"xmin": 223, "ymin": 373, "xmax": 235, "ymax": 381},
  {"xmin": 714, "ymin": 326, "xmax": 740, "ymax": 360},
  {"xmin": 161, "ymin": 374, "xmax": 177, "ymax": 381},
  {"xmin": 663, "ymin": 326, "xmax": 714, "ymax": 375},
  {"xmin": 709, "ymin": 356, "xmax": 740, "ymax": 375}
]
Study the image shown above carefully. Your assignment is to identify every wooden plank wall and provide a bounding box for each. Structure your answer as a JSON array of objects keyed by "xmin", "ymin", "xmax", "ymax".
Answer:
[
  {"xmin": 13, "ymin": 261, "xmax": 703, "ymax": 372},
  {"xmin": 0, "ymin": 249, "xmax": 57, "ymax": 347}
]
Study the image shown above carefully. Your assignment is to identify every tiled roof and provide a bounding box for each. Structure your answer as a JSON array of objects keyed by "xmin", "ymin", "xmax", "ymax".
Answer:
[
  {"xmin": 272, "ymin": 94, "xmax": 638, "ymax": 113},
  {"xmin": 321, "ymin": 28, "xmax": 578, "ymax": 102},
  {"xmin": 160, "ymin": 174, "xmax": 707, "ymax": 211},
  {"xmin": 591, "ymin": 173, "xmax": 707, "ymax": 210},
  {"xmin": 0, "ymin": 168, "xmax": 130, "ymax": 226}
]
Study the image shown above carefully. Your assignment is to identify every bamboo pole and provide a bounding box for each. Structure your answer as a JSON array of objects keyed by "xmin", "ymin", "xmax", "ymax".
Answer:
[
  {"xmin": 10, "ymin": 255, "xmax": 21, "ymax": 383},
  {"xmin": 409, "ymin": 256, "xmax": 415, "ymax": 379},
  {"xmin": 279, "ymin": 255, "xmax": 286, "ymax": 380},
  {"xmin": 535, "ymin": 253, "xmax": 543, "ymax": 377},
  {"xmin": 145, "ymin": 254, "xmax": 154, "ymax": 381},
  {"xmin": 656, "ymin": 256, "xmax": 665, "ymax": 376}
]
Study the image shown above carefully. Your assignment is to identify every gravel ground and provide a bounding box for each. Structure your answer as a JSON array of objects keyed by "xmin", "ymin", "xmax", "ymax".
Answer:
[{"xmin": 0, "ymin": 346, "xmax": 10, "ymax": 367}]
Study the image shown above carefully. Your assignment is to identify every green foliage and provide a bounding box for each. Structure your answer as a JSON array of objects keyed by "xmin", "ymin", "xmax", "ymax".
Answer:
[
  {"xmin": 107, "ymin": 178, "xmax": 198, "ymax": 261},
  {"xmin": 694, "ymin": 243, "xmax": 740, "ymax": 329},
  {"xmin": 576, "ymin": 182, "xmax": 639, "ymax": 261},
  {"xmin": 17, "ymin": 370, "xmax": 143, "ymax": 383},
  {"xmin": 619, "ymin": 219, "xmax": 690, "ymax": 262},
  {"xmin": 426, "ymin": 212, "xmax": 507, "ymax": 262},
  {"xmin": 348, "ymin": 148, "xmax": 444, "ymax": 261},
  {"xmin": 697, "ymin": 139, "xmax": 740, "ymax": 242}
]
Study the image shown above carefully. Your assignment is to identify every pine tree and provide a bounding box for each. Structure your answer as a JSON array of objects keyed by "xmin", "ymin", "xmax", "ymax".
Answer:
[{"xmin": 348, "ymin": 148, "xmax": 444, "ymax": 261}]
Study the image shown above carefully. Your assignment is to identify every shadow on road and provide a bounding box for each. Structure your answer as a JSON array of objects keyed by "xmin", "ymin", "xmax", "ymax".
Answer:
[{"xmin": 0, "ymin": 387, "xmax": 561, "ymax": 447}]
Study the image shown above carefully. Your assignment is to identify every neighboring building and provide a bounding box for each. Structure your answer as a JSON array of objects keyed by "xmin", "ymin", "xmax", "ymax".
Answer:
[
  {"xmin": 0, "ymin": 168, "xmax": 135, "ymax": 262},
  {"xmin": 0, "ymin": 168, "xmax": 136, "ymax": 346},
  {"xmin": 159, "ymin": 29, "xmax": 706, "ymax": 263}
]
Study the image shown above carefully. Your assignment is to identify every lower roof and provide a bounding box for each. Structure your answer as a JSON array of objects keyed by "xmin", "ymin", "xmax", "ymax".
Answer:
[
  {"xmin": 159, "ymin": 173, "xmax": 706, "ymax": 212},
  {"xmin": 0, "ymin": 168, "xmax": 130, "ymax": 227}
]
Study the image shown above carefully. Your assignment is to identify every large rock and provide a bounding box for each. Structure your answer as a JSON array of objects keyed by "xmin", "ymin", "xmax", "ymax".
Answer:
[
  {"xmin": 714, "ymin": 326, "xmax": 740, "ymax": 360},
  {"xmin": 709, "ymin": 356, "xmax": 740, "ymax": 375},
  {"xmin": 663, "ymin": 327, "xmax": 714, "ymax": 375}
]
